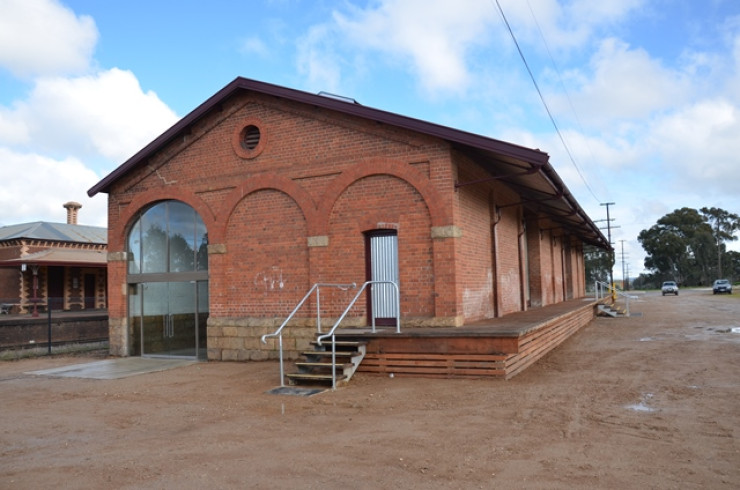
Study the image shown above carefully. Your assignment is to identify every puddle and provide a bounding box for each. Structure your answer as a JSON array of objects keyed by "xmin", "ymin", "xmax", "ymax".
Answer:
[
  {"xmin": 706, "ymin": 325, "xmax": 739, "ymax": 333},
  {"xmin": 626, "ymin": 403, "xmax": 656, "ymax": 413},
  {"xmin": 626, "ymin": 393, "xmax": 657, "ymax": 413},
  {"xmin": 266, "ymin": 386, "xmax": 326, "ymax": 397}
]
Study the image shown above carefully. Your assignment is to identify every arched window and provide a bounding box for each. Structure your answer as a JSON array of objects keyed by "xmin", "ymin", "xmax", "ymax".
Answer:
[{"xmin": 127, "ymin": 200, "xmax": 208, "ymax": 275}]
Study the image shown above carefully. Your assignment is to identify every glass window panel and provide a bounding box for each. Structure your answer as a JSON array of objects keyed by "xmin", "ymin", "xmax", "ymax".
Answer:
[
  {"xmin": 197, "ymin": 280, "xmax": 209, "ymax": 359},
  {"xmin": 168, "ymin": 201, "xmax": 196, "ymax": 272},
  {"xmin": 127, "ymin": 220, "xmax": 141, "ymax": 274},
  {"xmin": 196, "ymin": 227, "xmax": 208, "ymax": 272},
  {"xmin": 140, "ymin": 204, "xmax": 168, "ymax": 273}
]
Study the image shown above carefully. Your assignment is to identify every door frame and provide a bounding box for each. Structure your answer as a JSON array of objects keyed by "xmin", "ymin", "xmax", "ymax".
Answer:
[
  {"xmin": 129, "ymin": 273, "xmax": 208, "ymax": 360},
  {"xmin": 364, "ymin": 230, "xmax": 399, "ymax": 327}
]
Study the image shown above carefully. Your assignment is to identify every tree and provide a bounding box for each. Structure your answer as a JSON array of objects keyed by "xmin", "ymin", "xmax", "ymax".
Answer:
[
  {"xmin": 584, "ymin": 244, "xmax": 613, "ymax": 287},
  {"xmin": 637, "ymin": 207, "xmax": 716, "ymax": 286},
  {"xmin": 700, "ymin": 207, "xmax": 740, "ymax": 278},
  {"xmin": 726, "ymin": 251, "xmax": 740, "ymax": 280}
]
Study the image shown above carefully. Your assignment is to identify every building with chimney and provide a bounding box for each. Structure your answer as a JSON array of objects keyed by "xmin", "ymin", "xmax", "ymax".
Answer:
[{"xmin": 0, "ymin": 202, "xmax": 107, "ymax": 315}]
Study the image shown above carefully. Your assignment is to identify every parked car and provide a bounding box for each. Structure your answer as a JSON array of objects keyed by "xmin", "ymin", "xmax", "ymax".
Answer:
[
  {"xmin": 661, "ymin": 281, "xmax": 679, "ymax": 296},
  {"xmin": 712, "ymin": 279, "xmax": 732, "ymax": 294}
]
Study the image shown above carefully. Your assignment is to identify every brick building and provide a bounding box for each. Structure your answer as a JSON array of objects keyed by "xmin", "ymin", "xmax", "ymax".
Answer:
[
  {"xmin": 0, "ymin": 202, "xmax": 107, "ymax": 315},
  {"xmin": 89, "ymin": 78, "xmax": 608, "ymax": 361}
]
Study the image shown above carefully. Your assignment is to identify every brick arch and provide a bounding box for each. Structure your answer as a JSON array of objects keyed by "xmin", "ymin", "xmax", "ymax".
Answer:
[
  {"xmin": 316, "ymin": 158, "xmax": 449, "ymax": 235},
  {"xmin": 217, "ymin": 174, "xmax": 319, "ymax": 242},
  {"xmin": 112, "ymin": 188, "xmax": 217, "ymax": 251}
]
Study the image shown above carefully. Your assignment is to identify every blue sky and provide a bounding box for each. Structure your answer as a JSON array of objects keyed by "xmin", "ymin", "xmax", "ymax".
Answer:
[{"xmin": 1, "ymin": 0, "xmax": 740, "ymax": 280}]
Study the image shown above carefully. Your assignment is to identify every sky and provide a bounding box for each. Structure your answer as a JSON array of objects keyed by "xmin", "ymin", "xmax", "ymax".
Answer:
[{"xmin": 1, "ymin": 0, "xmax": 739, "ymax": 281}]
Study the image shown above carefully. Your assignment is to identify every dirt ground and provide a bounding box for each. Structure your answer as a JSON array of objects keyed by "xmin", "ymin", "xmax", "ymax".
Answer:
[{"xmin": 1, "ymin": 289, "xmax": 739, "ymax": 489}]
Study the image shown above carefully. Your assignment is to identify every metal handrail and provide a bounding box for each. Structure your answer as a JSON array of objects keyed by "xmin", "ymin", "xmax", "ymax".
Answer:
[
  {"xmin": 317, "ymin": 280, "xmax": 401, "ymax": 390},
  {"xmin": 261, "ymin": 282, "xmax": 356, "ymax": 387},
  {"xmin": 594, "ymin": 280, "xmax": 634, "ymax": 316}
]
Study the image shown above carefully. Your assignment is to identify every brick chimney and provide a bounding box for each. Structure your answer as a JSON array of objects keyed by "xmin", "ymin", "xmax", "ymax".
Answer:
[{"xmin": 63, "ymin": 201, "xmax": 82, "ymax": 225}]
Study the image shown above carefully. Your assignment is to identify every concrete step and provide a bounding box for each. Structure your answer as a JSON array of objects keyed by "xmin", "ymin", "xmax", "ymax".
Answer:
[{"xmin": 597, "ymin": 304, "xmax": 618, "ymax": 317}]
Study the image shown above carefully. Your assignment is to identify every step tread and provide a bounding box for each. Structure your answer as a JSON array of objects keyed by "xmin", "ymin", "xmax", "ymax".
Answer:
[
  {"xmin": 286, "ymin": 372, "xmax": 348, "ymax": 381},
  {"xmin": 310, "ymin": 340, "xmax": 367, "ymax": 347},
  {"xmin": 295, "ymin": 362, "xmax": 353, "ymax": 368},
  {"xmin": 301, "ymin": 350, "xmax": 362, "ymax": 357}
]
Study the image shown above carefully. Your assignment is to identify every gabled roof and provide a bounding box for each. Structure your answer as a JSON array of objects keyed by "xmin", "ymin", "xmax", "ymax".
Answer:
[
  {"xmin": 0, "ymin": 222, "xmax": 107, "ymax": 244},
  {"xmin": 88, "ymin": 77, "xmax": 609, "ymax": 249}
]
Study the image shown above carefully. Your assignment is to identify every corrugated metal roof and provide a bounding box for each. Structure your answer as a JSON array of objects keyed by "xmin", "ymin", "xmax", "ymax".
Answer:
[{"xmin": 0, "ymin": 222, "xmax": 107, "ymax": 244}]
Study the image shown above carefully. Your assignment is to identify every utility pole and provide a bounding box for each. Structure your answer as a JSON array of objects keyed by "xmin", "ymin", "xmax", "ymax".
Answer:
[
  {"xmin": 619, "ymin": 239, "xmax": 629, "ymax": 290},
  {"xmin": 600, "ymin": 202, "xmax": 616, "ymax": 299}
]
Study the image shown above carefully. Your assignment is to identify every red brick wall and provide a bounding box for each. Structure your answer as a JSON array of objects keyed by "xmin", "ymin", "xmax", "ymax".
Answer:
[
  {"xmin": 540, "ymin": 229, "xmax": 556, "ymax": 306},
  {"xmin": 0, "ymin": 268, "xmax": 18, "ymax": 302},
  {"xmin": 494, "ymin": 203, "xmax": 524, "ymax": 315},
  {"xmin": 552, "ymin": 235, "xmax": 565, "ymax": 303},
  {"xmin": 455, "ymin": 165, "xmax": 494, "ymax": 321},
  {"xmin": 570, "ymin": 240, "xmax": 586, "ymax": 298},
  {"xmin": 526, "ymin": 218, "xmax": 543, "ymax": 308},
  {"xmin": 328, "ymin": 174, "xmax": 434, "ymax": 319},
  {"xmin": 217, "ymin": 189, "xmax": 309, "ymax": 318}
]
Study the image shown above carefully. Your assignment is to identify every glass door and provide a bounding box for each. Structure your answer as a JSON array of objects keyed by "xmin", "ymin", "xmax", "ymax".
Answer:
[{"xmin": 137, "ymin": 281, "xmax": 204, "ymax": 359}]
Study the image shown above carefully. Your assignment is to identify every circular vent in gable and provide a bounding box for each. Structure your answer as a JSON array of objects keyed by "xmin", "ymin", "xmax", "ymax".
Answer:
[
  {"xmin": 242, "ymin": 125, "xmax": 260, "ymax": 150},
  {"xmin": 232, "ymin": 119, "xmax": 266, "ymax": 159}
]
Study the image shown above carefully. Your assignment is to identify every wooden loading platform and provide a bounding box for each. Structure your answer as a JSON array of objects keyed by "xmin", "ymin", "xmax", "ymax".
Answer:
[{"xmin": 334, "ymin": 298, "xmax": 598, "ymax": 380}]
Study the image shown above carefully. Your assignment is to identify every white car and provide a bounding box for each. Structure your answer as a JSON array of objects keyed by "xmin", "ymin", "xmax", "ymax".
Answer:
[
  {"xmin": 661, "ymin": 281, "xmax": 679, "ymax": 296},
  {"xmin": 712, "ymin": 279, "xmax": 732, "ymax": 295}
]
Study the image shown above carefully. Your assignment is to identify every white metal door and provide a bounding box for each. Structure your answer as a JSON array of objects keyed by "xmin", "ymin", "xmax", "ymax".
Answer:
[{"xmin": 368, "ymin": 232, "xmax": 399, "ymax": 324}]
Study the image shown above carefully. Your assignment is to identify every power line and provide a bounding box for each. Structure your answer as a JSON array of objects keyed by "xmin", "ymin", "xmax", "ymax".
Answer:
[
  {"xmin": 492, "ymin": 0, "xmax": 602, "ymax": 204},
  {"xmin": 524, "ymin": 0, "xmax": 606, "ymax": 204}
]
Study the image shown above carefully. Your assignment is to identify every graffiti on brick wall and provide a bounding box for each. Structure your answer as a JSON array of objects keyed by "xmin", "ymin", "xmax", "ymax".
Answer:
[{"xmin": 254, "ymin": 266, "xmax": 284, "ymax": 292}]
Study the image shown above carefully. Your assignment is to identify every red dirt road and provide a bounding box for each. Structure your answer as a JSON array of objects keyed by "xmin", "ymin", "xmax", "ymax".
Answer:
[{"xmin": 2, "ymin": 289, "xmax": 739, "ymax": 489}]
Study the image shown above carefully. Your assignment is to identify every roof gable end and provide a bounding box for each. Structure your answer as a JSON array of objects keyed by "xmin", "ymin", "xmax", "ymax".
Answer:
[{"xmin": 88, "ymin": 77, "xmax": 548, "ymax": 198}]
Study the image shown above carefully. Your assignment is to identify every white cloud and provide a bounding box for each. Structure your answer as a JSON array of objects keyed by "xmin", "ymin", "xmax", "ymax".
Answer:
[
  {"xmin": 725, "ymin": 24, "xmax": 740, "ymax": 100},
  {"xmin": 556, "ymin": 38, "xmax": 691, "ymax": 127},
  {"xmin": 3, "ymin": 68, "xmax": 178, "ymax": 164},
  {"xmin": 296, "ymin": 24, "xmax": 343, "ymax": 92},
  {"xmin": 0, "ymin": 148, "xmax": 106, "ymax": 226},
  {"xmin": 0, "ymin": 2, "xmax": 178, "ymax": 226},
  {"xmin": 0, "ymin": 104, "xmax": 30, "ymax": 145},
  {"xmin": 239, "ymin": 36, "xmax": 270, "ymax": 58},
  {"xmin": 0, "ymin": 0, "xmax": 98, "ymax": 78},
  {"xmin": 331, "ymin": 0, "xmax": 497, "ymax": 94},
  {"xmin": 294, "ymin": 0, "xmax": 648, "ymax": 99},
  {"xmin": 647, "ymin": 99, "xmax": 740, "ymax": 193},
  {"xmin": 494, "ymin": 0, "xmax": 646, "ymax": 54}
]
